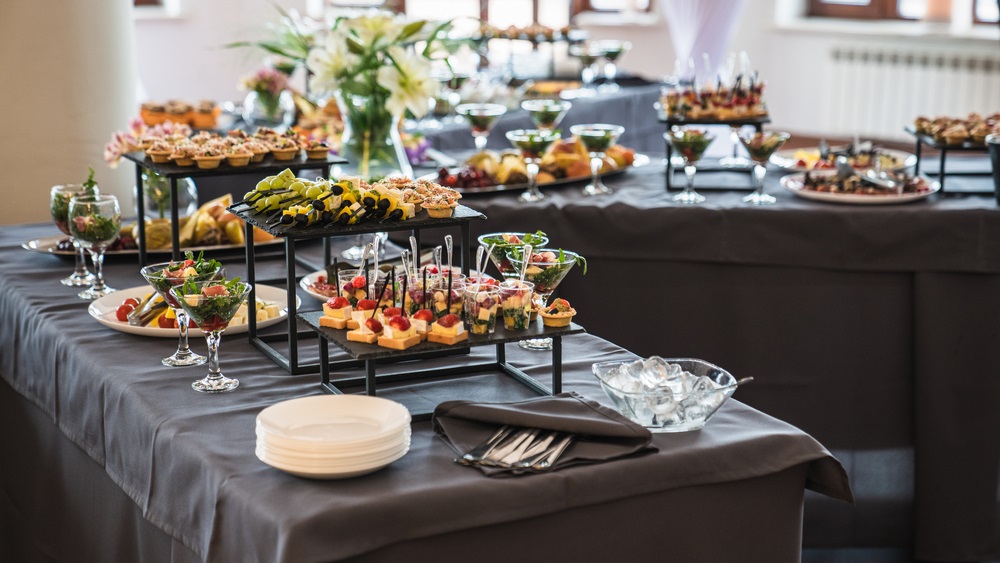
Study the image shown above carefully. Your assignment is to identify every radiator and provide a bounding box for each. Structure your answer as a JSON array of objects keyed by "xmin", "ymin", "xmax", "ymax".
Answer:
[{"xmin": 822, "ymin": 47, "xmax": 1000, "ymax": 141}]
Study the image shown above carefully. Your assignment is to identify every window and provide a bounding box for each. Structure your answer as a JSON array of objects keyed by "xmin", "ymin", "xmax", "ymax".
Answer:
[
  {"xmin": 810, "ymin": 0, "xmax": 1000, "ymax": 22},
  {"xmin": 974, "ymin": 0, "xmax": 1000, "ymax": 23},
  {"xmin": 402, "ymin": 0, "xmax": 647, "ymax": 25}
]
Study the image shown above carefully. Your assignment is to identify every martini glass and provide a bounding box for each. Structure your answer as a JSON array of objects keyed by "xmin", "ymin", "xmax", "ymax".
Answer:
[
  {"xmin": 569, "ymin": 43, "xmax": 603, "ymax": 94},
  {"xmin": 570, "ymin": 123, "xmax": 624, "ymax": 196},
  {"xmin": 508, "ymin": 248, "xmax": 583, "ymax": 351},
  {"xmin": 170, "ymin": 279, "xmax": 251, "ymax": 393},
  {"xmin": 596, "ymin": 40, "xmax": 631, "ymax": 93},
  {"xmin": 50, "ymin": 184, "xmax": 96, "ymax": 287},
  {"xmin": 738, "ymin": 130, "xmax": 791, "ymax": 205},
  {"xmin": 140, "ymin": 259, "xmax": 223, "ymax": 367},
  {"xmin": 665, "ymin": 128, "xmax": 716, "ymax": 204},
  {"xmin": 68, "ymin": 194, "xmax": 120, "ymax": 300},
  {"xmin": 521, "ymin": 99, "xmax": 572, "ymax": 131},
  {"xmin": 477, "ymin": 231, "xmax": 550, "ymax": 279},
  {"xmin": 719, "ymin": 127, "xmax": 751, "ymax": 168},
  {"xmin": 456, "ymin": 103, "xmax": 507, "ymax": 153},
  {"xmin": 505, "ymin": 129, "xmax": 562, "ymax": 203}
]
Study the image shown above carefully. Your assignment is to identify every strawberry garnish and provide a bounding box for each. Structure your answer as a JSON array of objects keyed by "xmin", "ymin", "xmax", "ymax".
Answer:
[
  {"xmin": 388, "ymin": 315, "xmax": 411, "ymax": 331},
  {"xmin": 383, "ymin": 307, "xmax": 402, "ymax": 318},
  {"xmin": 413, "ymin": 309, "xmax": 434, "ymax": 322},
  {"xmin": 356, "ymin": 299, "xmax": 377, "ymax": 310},
  {"xmin": 351, "ymin": 275, "xmax": 367, "ymax": 289},
  {"xmin": 327, "ymin": 296, "xmax": 349, "ymax": 308},
  {"xmin": 364, "ymin": 318, "xmax": 383, "ymax": 332},
  {"xmin": 437, "ymin": 313, "xmax": 461, "ymax": 328}
]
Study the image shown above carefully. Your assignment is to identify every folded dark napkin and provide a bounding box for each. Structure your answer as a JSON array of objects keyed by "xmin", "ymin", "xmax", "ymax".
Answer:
[{"xmin": 432, "ymin": 392, "xmax": 656, "ymax": 476}]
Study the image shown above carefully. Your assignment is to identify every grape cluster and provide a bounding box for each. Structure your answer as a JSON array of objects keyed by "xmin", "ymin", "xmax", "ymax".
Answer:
[{"xmin": 436, "ymin": 166, "xmax": 495, "ymax": 189}]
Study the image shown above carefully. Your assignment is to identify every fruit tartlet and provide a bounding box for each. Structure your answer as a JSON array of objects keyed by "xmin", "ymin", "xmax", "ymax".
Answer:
[{"xmin": 539, "ymin": 298, "xmax": 576, "ymax": 327}]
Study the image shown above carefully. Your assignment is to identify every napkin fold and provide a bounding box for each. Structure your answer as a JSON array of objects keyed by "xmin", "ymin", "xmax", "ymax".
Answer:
[{"xmin": 433, "ymin": 392, "xmax": 656, "ymax": 476}]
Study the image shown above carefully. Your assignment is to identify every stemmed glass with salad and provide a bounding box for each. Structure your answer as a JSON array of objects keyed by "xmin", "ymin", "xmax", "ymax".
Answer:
[
  {"xmin": 665, "ymin": 127, "xmax": 715, "ymax": 204},
  {"xmin": 170, "ymin": 278, "xmax": 251, "ymax": 393},
  {"xmin": 477, "ymin": 231, "xmax": 549, "ymax": 279},
  {"xmin": 505, "ymin": 129, "xmax": 562, "ymax": 203},
  {"xmin": 738, "ymin": 130, "xmax": 791, "ymax": 205},
  {"xmin": 570, "ymin": 124, "xmax": 624, "ymax": 196},
  {"xmin": 507, "ymin": 248, "xmax": 586, "ymax": 351},
  {"xmin": 68, "ymin": 193, "xmax": 120, "ymax": 300},
  {"xmin": 50, "ymin": 177, "xmax": 97, "ymax": 287},
  {"xmin": 456, "ymin": 103, "xmax": 507, "ymax": 153},
  {"xmin": 521, "ymin": 99, "xmax": 572, "ymax": 131}
]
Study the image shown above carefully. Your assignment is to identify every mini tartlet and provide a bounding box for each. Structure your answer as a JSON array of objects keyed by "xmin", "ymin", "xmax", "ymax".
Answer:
[{"xmin": 539, "ymin": 298, "xmax": 576, "ymax": 327}]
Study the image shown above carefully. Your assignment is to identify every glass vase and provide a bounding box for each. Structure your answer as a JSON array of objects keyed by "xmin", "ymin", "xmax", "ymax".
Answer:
[
  {"xmin": 242, "ymin": 90, "xmax": 296, "ymax": 131},
  {"xmin": 335, "ymin": 91, "xmax": 412, "ymax": 180},
  {"xmin": 134, "ymin": 171, "xmax": 198, "ymax": 221}
]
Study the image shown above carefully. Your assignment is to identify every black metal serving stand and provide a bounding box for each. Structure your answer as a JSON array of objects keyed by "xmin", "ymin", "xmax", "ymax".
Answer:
[
  {"xmin": 904, "ymin": 127, "xmax": 993, "ymax": 195},
  {"xmin": 231, "ymin": 203, "xmax": 485, "ymax": 375},
  {"xmin": 300, "ymin": 311, "xmax": 585, "ymax": 421},
  {"xmin": 659, "ymin": 115, "xmax": 770, "ymax": 192},
  {"xmin": 122, "ymin": 151, "xmax": 346, "ymax": 265}
]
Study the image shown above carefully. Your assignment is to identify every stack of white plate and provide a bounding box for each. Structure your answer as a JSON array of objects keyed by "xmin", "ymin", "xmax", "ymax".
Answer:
[{"xmin": 255, "ymin": 395, "xmax": 411, "ymax": 479}]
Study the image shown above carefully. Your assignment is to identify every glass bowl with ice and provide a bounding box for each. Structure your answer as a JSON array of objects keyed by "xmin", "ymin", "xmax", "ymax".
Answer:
[{"xmin": 592, "ymin": 357, "xmax": 739, "ymax": 432}]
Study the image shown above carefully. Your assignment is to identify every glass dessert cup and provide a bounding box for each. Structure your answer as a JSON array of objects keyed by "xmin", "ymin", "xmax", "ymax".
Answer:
[
  {"xmin": 140, "ymin": 261, "xmax": 223, "ymax": 367},
  {"xmin": 463, "ymin": 285, "xmax": 501, "ymax": 335},
  {"xmin": 508, "ymin": 248, "xmax": 581, "ymax": 351},
  {"xmin": 170, "ymin": 280, "xmax": 252, "ymax": 393},
  {"xmin": 50, "ymin": 184, "xmax": 96, "ymax": 287},
  {"xmin": 569, "ymin": 44, "xmax": 603, "ymax": 94},
  {"xmin": 505, "ymin": 129, "xmax": 561, "ymax": 203},
  {"xmin": 456, "ymin": 103, "xmax": 507, "ymax": 152},
  {"xmin": 477, "ymin": 232, "xmax": 550, "ymax": 279},
  {"xmin": 570, "ymin": 123, "xmax": 625, "ymax": 196},
  {"xmin": 665, "ymin": 128, "xmax": 716, "ymax": 204},
  {"xmin": 521, "ymin": 99, "xmax": 572, "ymax": 131},
  {"xmin": 738, "ymin": 130, "xmax": 791, "ymax": 206},
  {"xmin": 429, "ymin": 273, "xmax": 466, "ymax": 319},
  {"xmin": 719, "ymin": 126, "xmax": 751, "ymax": 168},
  {"xmin": 68, "ymin": 194, "xmax": 121, "ymax": 300},
  {"xmin": 499, "ymin": 280, "xmax": 534, "ymax": 331},
  {"xmin": 596, "ymin": 40, "xmax": 631, "ymax": 93},
  {"xmin": 342, "ymin": 231, "xmax": 386, "ymax": 262}
]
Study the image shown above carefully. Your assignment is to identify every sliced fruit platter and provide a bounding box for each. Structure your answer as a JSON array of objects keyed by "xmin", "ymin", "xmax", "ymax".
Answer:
[
  {"xmin": 770, "ymin": 145, "xmax": 916, "ymax": 173},
  {"xmin": 89, "ymin": 284, "xmax": 296, "ymax": 337},
  {"xmin": 431, "ymin": 139, "xmax": 648, "ymax": 193},
  {"xmin": 780, "ymin": 169, "xmax": 939, "ymax": 205}
]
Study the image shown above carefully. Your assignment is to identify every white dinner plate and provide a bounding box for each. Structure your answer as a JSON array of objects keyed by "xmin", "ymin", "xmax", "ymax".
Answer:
[
  {"xmin": 255, "ymin": 439, "xmax": 410, "ymax": 466},
  {"xmin": 22, "ymin": 234, "xmax": 282, "ymax": 257},
  {"xmin": 88, "ymin": 284, "xmax": 297, "ymax": 337},
  {"xmin": 255, "ymin": 445, "xmax": 408, "ymax": 479},
  {"xmin": 299, "ymin": 270, "xmax": 339, "ymax": 303},
  {"xmin": 257, "ymin": 423, "xmax": 411, "ymax": 454},
  {"xmin": 780, "ymin": 170, "xmax": 940, "ymax": 205},
  {"xmin": 770, "ymin": 147, "xmax": 916, "ymax": 173},
  {"xmin": 257, "ymin": 395, "xmax": 412, "ymax": 446}
]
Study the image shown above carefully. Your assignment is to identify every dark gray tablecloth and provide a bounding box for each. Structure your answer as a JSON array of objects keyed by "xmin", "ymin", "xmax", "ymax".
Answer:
[
  {"xmin": 441, "ymin": 161, "xmax": 1000, "ymax": 562},
  {"xmin": 0, "ymin": 222, "xmax": 849, "ymax": 562}
]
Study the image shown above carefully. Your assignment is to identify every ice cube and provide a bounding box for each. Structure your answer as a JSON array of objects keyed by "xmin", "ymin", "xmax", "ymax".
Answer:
[
  {"xmin": 665, "ymin": 362, "xmax": 684, "ymax": 377},
  {"xmin": 691, "ymin": 375, "xmax": 716, "ymax": 396},
  {"xmin": 642, "ymin": 356, "xmax": 671, "ymax": 380}
]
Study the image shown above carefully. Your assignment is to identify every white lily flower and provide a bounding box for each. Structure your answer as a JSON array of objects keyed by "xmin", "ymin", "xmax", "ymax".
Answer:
[
  {"xmin": 344, "ymin": 10, "xmax": 404, "ymax": 49},
  {"xmin": 376, "ymin": 46, "xmax": 439, "ymax": 118},
  {"xmin": 307, "ymin": 31, "xmax": 356, "ymax": 94}
]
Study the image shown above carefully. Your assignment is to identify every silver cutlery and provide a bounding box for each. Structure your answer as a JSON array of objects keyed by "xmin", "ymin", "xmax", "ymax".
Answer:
[
  {"xmin": 459, "ymin": 425, "xmax": 515, "ymax": 464},
  {"xmin": 498, "ymin": 429, "xmax": 542, "ymax": 467},
  {"xmin": 531, "ymin": 435, "xmax": 575, "ymax": 470}
]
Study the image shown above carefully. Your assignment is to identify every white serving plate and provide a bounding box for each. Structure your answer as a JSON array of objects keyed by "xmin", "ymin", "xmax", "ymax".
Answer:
[
  {"xmin": 255, "ymin": 445, "xmax": 408, "ymax": 479},
  {"xmin": 88, "ymin": 284, "xmax": 296, "ymax": 337},
  {"xmin": 779, "ymin": 170, "xmax": 940, "ymax": 205},
  {"xmin": 256, "ymin": 395, "xmax": 412, "ymax": 446},
  {"xmin": 257, "ymin": 424, "xmax": 411, "ymax": 455},
  {"xmin": 770, "ymin": 147, "xmax": 916, "ymax": 173},
  {"xmin": 255, "ymin": 438, "xmax": 410, "ymax": 466}
]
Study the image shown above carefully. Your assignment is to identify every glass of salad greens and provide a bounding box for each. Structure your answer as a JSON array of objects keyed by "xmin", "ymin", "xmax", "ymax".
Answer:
[
  {"xmin": 665, "ymin": 127, "xmax": 716, "ymax": 204},
  {"xmin": 50, "ymin": 183, "xmax": 96, "ymax": 287},
  {"xmin": 570, "ymin": 124, "xmax": 625, "ymax": 197},
  {"xmin": 68, "ymin": 194, "xmax": 121, "ymax": 300},
  {"xmin": 568, "ymin": 43, "xmax": 604, "ymax": 94},
  {"xmin": 477, "ymin": 231, "xmax": 549, "ymax": 279},
  {"xmin": 521, "ymin": 99, "xmax": 572, "ymax": 131},
  {"xmin": 505, "ymin": 129, "xmax": 562, "ymax": 203},
  {"xmin": 140, "ymin": 253, "xmax": 223, "ymax": 367},
  {"xmin": 456, "ymin": 103, "xmax": 507, "ymax": 153},
  {"xmin": 507, "ymin": 248, "xmax": 586, "ymax": 351},
  {"xmin": 738, "ymin": 130, "xmax": 791, "ymax": 205},
  {"xmin": 169, "ymin": 278, "xmax": 251, "ymax": 393},
  {"xmin": 595, "ymin": 40, "xmax": 631, "ymax": 93}
]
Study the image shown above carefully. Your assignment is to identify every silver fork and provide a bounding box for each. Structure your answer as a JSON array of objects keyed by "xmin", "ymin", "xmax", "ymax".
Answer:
[{"xmin": 458, "ymin": 426, "xmax": 514, "ymax": 465}]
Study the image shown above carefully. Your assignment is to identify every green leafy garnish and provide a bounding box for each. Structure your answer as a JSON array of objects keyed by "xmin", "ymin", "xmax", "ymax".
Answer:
[{"xmin": 82, "ymin": 166, "xmax": 98, "ymax": 196}]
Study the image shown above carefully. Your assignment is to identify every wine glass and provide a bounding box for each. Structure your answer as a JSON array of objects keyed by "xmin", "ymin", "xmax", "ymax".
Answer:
[
  {"xmin": 456, "ymin": 103, "xmax": 507, "ymax": 153},
  {"xmin": 508, "ymin": 248, "xmax": 582, "ymax": 351},
  {"xmin": 570, "ymin": 123, "xmax": 624, "ymax": 197},
  {"xmin": 477, "ymin": 231, "xmax": 550, "ymax": 279},
  {"xmin": 738, "ymin": 130, "xmax": 791, "ymax": 205},
  {"xmin": 68, "ymin": 194, "xmax": 120, "ymax": 300},
  {"xmin": 568, "ymin": 43, "xmax": 603, "ymax": 94},
  {"xmin": 719, "ymin": 127, "xmax": 751, "ymax": 168},
  {"xmin": 596, "ymin": 40, "xmax": 631, "ymax": 93},
  {"xmin": 521, "ymin": 99, "xmax": 572, "ymax": 131},
  {"xmin": 169, "ymin": 279, "xmax": 252, "ymax": 393},
  {"xmin": 665, "ymin": 127, "xmax": 716, "ymax": 204},
  {"xmin": 50, "ymin": 184, "xmax": 96, "ymax": 287},
  {"xmin": 505, "ymin": 129, "xmax": 561, "ymax": 203},
  {"xmin": 140, "ymin": 259, "xmax": 223, "ymax": 367}
]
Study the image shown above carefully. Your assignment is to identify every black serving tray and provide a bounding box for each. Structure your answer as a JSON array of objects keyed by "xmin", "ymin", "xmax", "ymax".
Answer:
[{"xmin": 121, "ymin": 150, "xmax": 346, "ymax": 178}]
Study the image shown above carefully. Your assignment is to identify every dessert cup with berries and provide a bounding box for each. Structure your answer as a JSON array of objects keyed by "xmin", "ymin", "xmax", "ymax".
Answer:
[
  {"xmin": 499, "ymin": 280, "xmax": 534, "ymax": 330},
  {"xmin": 463, "ymin": 285, "xmax": 501, "ymax": 335}
]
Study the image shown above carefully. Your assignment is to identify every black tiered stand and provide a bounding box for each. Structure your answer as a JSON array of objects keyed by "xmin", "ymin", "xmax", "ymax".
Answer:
[
  {"xmin": 121, "ymin": 151, "xmax": 346, "ymax": 265},
  {"xmin": 301, "ymin": 311, "xmax": 585, "ymax": 421},
  {"xmin": 231, "ymin": 204, "xmax": 486, "ymax": 375},
  {"xmin": 905, "ymin": 127, "xmax": 993, "ymax": 195},
  {"xmin": 659, "ymin": 115, "xmax": 770, "ymax": 192}
]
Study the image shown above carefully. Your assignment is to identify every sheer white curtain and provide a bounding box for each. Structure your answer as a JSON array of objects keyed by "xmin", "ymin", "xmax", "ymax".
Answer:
[{"xmin": 659, "ymin": 0, "xmax": 748, "ymax": 79}]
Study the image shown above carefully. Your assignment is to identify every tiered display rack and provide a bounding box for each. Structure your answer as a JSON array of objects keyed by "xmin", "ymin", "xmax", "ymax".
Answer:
[
  {"xmin": 658, "ymin": 114, "xmax": 770, "ymax": 192},
  {"xmin": 904, "ymin": 127, "xmax": 993, "ymax": 195}
]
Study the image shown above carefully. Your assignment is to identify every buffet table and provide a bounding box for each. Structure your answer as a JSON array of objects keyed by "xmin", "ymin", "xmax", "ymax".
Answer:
[
  {"xmin": 0, "ymin": 223, "xmax": 850, "ymax": 562},
  {"xmin": 450, "ymin": 161, "xmax": 1000, "ymax": 562}
]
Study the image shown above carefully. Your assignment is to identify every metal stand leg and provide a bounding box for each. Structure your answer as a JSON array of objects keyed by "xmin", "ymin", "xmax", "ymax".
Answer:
[
  {"xmin": 552, "ymin": 336, "xmax": 562, "ymax": 394},
  {"xmin": 365, "ymin": 359, "xmax": 376, "ymax": 396},
  {"xmin": 939, "ymin": 149, "xmax": 947, "ymax": 193},
  {"xmin": 169, "ymin": 177, "xmax": 180, "ymax": 262},
  {"xmin": 914, "ymin": 139, "xmax": 922, "ymax": 175},
  {"xmin": 665, "ymin": 139, "xmax": 674, "ymax": 192},
  {"xmin": 135, "ymin": 164, "xmax": 147, "ymax": 267},
  {"xmin": 285, "ymin": 238, "xmax": 298, "ymax": 371}
]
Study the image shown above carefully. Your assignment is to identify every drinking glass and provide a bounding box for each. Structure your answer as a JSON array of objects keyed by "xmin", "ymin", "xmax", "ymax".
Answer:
[
  {"xmin": 50, "ymin": 184, "xmax": 96, "ymax": 287},
  {"xmin": 521, "ymin": 99, "xmax": 572, "ymax": 131},
  {"xmin": 456, "ymin": 103, "xmax": 507, "ymax": 153},
  {"xmin": 508, "ymin": 248, "xmax": 581, "ymax": 351},
  {"xmin": 68, "ymin": 194, "xmax": 120, "ymax": 300},
  {"xmin": 463, "ymin": 285, "xmax": 500, "ymax": 335},
  {"xmin": 505, "ymin": 129, "xmax": 561, "ymax": 203},
  {"xmin": 140, "ymin": 260, "xmax": 223, "ymax": 367},
  {"xmin": 499, "ymin": 280, "xmax": 534, "ymax": 330},
  {"xmin": 665, "ymin": 128, "xmax": 716, "ymax": 204},
  {"xmin": 738, "ymin": 131, "xmax": 791, "ymax": 205},
  {"xmin": 342, "ymin": 231, "xmax": 385, "ymax": 262},
  {"xmin": 568, "ymin": 44, "xmax": 603, "ymax": 94},
  {"xmin": 170, "ymin": 280, "xmax": 252, "ymax": 393},
  {"xmin": 596, "ymin": 40, "xmax": 631, "ymax": 92},
  {"xmin": 570, "ymin": 124, "xmax": 624, "ymax": 196}
]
